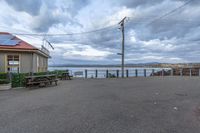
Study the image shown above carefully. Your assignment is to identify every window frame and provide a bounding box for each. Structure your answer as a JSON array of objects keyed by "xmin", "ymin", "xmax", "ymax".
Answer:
[{"xmin": 5, "ymin": 54, "xmax": 21, "ymax": 73}]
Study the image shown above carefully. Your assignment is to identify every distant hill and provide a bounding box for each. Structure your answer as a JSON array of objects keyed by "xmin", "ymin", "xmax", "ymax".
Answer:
[{"xmin": 49, "ymin": 62, "xmax": 200, "ymax": 68}]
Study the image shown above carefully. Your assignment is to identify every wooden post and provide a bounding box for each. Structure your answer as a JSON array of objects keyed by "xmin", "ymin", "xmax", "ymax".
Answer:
[
  {"xmin": 144, "ymin": 69, "xmax": 146, "ymax": 77},
  {"xmin": 126, "ymin": 70, "xmax": 129, "ymax": 77},
  {"xmin": 85, "ymin": 69, "xmax": 87, "ymax": 79},
  {"xmin": 135, "ymin": 69, "xmax": 138, "ymax": 77},
  {"xmin": 116, "ymin": 70, "xmax": 119, "ymax": 78},
  {"xmin": 106, "ymin": 70, "xmax": 109, "ymax": 78},
  {"xmin": 95, "ymin": 70, "xmax": 98, "ymax": 78}
]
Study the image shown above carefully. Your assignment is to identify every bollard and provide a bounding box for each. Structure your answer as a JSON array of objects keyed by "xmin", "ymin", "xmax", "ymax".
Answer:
[
  {"xmin": 106, "ymin": 70, "xmax": 109, "ymax": 78},
  {"xmin": 180, "ymin": 69, "xmax": 183, "ymax": 76},
  {"xmin": 85, "ymin": 69, "xmax": 87, "ymax": 79},
  {"xmin": 95, "ymin": 70, "xmax": 98, "ymax": 78},
  {"xmin": 116, "ymin": 70, "xmax": 119, "ymax": 78},
  {"xmin": 171, "ymin": 69, "xmax": 173, "ymax": 76},
  {"xmin": 152, "ymin": 69, "xmax": 154, "ymax": 76},
  {"xmin": 189, "ymin": 69, "xmax": 192, "ymax": 77},
  {"xmin": 199, "ymin": 69, "xmax": 200, "ymax": 77},
  {"xmin": 135, "ymin": 69, "xmax": 138, "ymax": 77},
  {"xmin": 162, "ymin": 69, "xmax": 164, "ymax": 76},
  {"xmin": 126, "ymin": 70, "xmax": 129, "ymax": 77},
  {"xmin": 144, "ymin": 69, "xmax": 146, "ymax": 77}
]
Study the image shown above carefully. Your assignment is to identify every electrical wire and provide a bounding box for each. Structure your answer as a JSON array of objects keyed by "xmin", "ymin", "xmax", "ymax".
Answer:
[
  {"xmin": 2, "ymin": 0, "xmax": 194, "ymax": 38},
  {"xmin": 11, "ymin": 24, "xmax": 118, "ymax": 37},
  {"xmin": 147, "ymin": 0, "xmax": 193, "ymax": 25}
]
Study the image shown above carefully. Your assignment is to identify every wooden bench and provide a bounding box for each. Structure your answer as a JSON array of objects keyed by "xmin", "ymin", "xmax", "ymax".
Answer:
[{"xmin": 25, "ymin": 74, "xmax": 58, "ymax": 88}]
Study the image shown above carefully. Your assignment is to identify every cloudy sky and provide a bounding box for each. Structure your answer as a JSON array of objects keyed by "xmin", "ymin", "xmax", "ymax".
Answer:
[{"xmin": 0, "ymin": 0, "xmax": 200, "ymax": 65}]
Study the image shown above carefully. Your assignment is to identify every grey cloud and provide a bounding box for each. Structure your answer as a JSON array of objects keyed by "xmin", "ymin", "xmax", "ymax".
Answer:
[
  {"xmin": 5, "ymin": 0, "xmax": 42, "ymax": 16},
  {"xmin": 5, "ymin": 0, "xmax": 89, "ymax": 32},
  {"xmin": 118, "ymin": 0, "xmax": 164, "ymax": 8},
  {"xmin": 2, "ymin": 0, "xmax": 200, "ymax": 64}
]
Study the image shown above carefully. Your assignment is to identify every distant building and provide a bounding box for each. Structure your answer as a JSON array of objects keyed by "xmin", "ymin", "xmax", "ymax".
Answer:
[{"xmin": 0, "ymin": 32, "xmax": 50, "ymax": 73}]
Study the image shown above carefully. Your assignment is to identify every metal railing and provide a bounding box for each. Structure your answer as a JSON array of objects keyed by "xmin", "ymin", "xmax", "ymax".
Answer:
[
  {"xmin": 69, "ymin": 68, "xmax": 172, "ymax": 78},
  {"xmin": 47, "ymin": 68, "xmax": 200, "ymax": 79}
]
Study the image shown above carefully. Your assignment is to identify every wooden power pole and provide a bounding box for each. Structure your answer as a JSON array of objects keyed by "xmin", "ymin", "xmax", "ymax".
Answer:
[{"xmin": 119, "ymin": 17, "xmax": 126, "ymax": 78}]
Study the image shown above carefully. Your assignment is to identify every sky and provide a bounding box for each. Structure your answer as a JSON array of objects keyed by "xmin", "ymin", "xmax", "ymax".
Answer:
[{"xmin": 0, "ymin": 0, "xmax": 200, "ymax": 65}]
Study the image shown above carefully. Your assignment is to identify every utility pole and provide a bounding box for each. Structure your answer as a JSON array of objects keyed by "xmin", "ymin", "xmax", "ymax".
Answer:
[{"xmin": 119, "ymin": 17, "xmax": 126, "ymax": 78}]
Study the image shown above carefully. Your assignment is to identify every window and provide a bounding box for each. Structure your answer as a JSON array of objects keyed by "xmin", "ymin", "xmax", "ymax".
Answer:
[{"xmin": 7, "ymin": 55, "xmax": 20, "ymax": 73}]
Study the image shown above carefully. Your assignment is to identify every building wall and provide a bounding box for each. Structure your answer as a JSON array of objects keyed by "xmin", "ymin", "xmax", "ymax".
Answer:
[
  {"xmin": 20, "ymin": 53, "xmax": 33, "ymax": 73},
  {"xmin": 33, "ymin": 53, "xmax": 48, "ymax": 73},
  {"xmin": 0, "ymin": 51, "xmax": 48, "ymax": 73},
  {"xmin": 0, "ymin": 52, "xmax": 5, "ymax": 72}
]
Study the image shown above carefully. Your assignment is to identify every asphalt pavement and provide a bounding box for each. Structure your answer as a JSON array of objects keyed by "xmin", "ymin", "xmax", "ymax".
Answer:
[{"xmin": 0, "ymin": 77, "xmax": 200, "ymax": 133}]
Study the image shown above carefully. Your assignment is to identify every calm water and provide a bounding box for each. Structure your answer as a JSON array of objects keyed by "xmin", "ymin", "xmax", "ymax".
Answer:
[{"xmin": 49, "ymin": 66, "xmax": 171, "ymax": 78}]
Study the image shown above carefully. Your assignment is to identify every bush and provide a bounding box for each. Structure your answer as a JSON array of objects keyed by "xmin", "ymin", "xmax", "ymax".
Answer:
[
  {"xmin": 0, "ymin": 79, "xmax": 10, "ymax": 84},
  {"xmin": 108, "ymin": 73, "xmax": 116, "ymax": 78},
  {"xmin": 10, "ymin": 70, "xmax": 68, "ymax": 88},
  {"xmin": 11, "ymin": 73, "xmax": 29, "ymax": 88},
  {"xmin": 33, "ymin": 72, "xmax": 47, "ymax": 76},
  {"xmin": 0, "ymin": 73, "xmax": 7, "ymax": 79},
  {"xmin": 0, "ymin": 73, "xmax": 10, "ymax": 84},
  {"xmin": 49, "ymin": 70, "xmax": 68, "ymax": 78},
  {"xmin": 51, "ymin": 70, "xmax": 67, "ymax": 75}
]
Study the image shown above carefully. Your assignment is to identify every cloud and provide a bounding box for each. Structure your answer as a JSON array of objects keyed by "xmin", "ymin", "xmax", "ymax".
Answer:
[
  {"xmin": 5, "ymin": 0, "xmax": 42, "ymax": 16},
  {"xmin": 52, "ymin": 43, "xmax": 112, "ymax": 62},
  {"xmin": 1, "ymin": 0, "xmax": 200, "ymax": 64}
]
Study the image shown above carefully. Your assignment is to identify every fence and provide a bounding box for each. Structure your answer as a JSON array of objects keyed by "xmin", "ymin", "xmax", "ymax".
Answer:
[
  {"xmin": 70, "ymin": 68, "xmax": 200, "ymax": 78},
  {"xmin": 82, "ymin": 68, "xmax": 169, "ymax": 78},
  {"xmin": 1, "ymin": 68, "xmax": 200, "ymax": 88},
  {"xmin": 0, "ymin": 70, "xmax": 67, "ymax": 88}
]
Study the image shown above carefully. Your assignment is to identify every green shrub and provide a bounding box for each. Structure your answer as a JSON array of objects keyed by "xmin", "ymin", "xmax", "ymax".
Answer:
[
  {"xmin": 33, "ymin": 72, "xmax": 47, "ymax": 76},
  {"xmin": 108, "ymin": 73, "xmax": 116, "ymax": 78},
  {"xmin": 0, "ymin": 73, "xmax": 7, "ymax": 79},
  {"xmin": 49, "ymin": 70, "xmax": 68, "ymax": 78},
  {"xmin": 11, "ymin": 73, "xmax": 29, "ymax": 88},
  {"xmin": 10, "ymin": 70, "xmax": 68, "ymax": 88},
  {"xmin": 0, "ymin": 79, "xmax": 10, "ymax": 84}
]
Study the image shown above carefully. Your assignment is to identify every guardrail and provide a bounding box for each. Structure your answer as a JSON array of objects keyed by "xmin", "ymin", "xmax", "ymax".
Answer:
[
  {"xmin": 69, "ymin": 68, "xmax": 200, "ymax": 78},
  {"xmin": 69, "ymin": 68, "xmax": 171, "ymax": 78}
]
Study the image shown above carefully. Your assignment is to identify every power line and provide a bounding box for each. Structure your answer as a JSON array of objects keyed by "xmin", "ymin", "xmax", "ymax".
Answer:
[
  {"xmin": 147, "ymin": 0, "xmax": 193, "ymax": 25},
  {"xmin": 11, "ymin": 24, "xmax": 118, "ymax": 37}
]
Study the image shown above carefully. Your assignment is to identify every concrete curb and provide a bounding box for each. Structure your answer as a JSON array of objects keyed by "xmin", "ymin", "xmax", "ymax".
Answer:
[{"xmin": 0, "ymin": 83, "xmax": 11, "ymax": 91}]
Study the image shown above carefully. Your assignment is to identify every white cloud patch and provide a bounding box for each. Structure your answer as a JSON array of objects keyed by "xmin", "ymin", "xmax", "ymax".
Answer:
[
  {"xmin": 140, "ymin": 38, "xmax": 177, "ymax": 51},
  {"xmin": 54, "ymin": 44, "xmax": 112, "ymax": 60}
]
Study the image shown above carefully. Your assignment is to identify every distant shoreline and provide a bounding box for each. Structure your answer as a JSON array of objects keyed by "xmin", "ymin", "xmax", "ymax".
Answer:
[
  {"xmin": 49, "ymin": 63, "xmax": 200, "ymax": 68},
  {"xmin": 49, "ymin": 66, "xmax": 162, "ymax": 68}
]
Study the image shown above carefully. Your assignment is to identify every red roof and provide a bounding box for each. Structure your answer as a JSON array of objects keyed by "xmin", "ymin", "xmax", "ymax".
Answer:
[{"xmin": 0, "ymin": 32, "xmax": 38, "ymax": 50}]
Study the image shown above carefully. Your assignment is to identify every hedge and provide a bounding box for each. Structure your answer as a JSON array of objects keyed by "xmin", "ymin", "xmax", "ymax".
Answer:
[
  {"xmin": 0, "ymin": 73, "xmax": 10, "ymax": 84},
  {"xmin": 0, "ymin": 79, "xmax": 10, "ymax": 84},
  {"xmin": 11, "ymin": 73, "xmax": 29, "ymax": 88},
  {"xmin": 10, "ymin": 70, "xmax": 68, "ymax": 88},
  {"xmin": 0, "ymin": 73, "xmax": 8, "ymax": 80}
]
